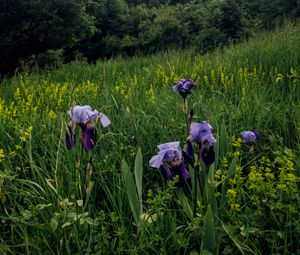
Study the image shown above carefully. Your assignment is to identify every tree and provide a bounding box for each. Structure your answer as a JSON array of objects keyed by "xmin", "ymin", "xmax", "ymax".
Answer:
[
  {"xmin": 0, "ymin": 0, "xmax": 95, "ymax": 75},
  {"xmin": 70, "ymin": 0, "xmax": 129, "ymax": 61}
]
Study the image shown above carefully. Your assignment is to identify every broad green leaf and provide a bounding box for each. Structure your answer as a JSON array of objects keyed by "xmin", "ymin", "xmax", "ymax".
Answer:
[
  {"xmin": 201, "ymin": 206, "xmax": 216, "ymax": 254},
  {"xmin": 140, "ymin": 212, "xmax": 157, "ymax": 224},
  {"xmin": 37, "ymin": 203, "xmax": 52, "ymax": 210},
  {"xmin": 175, "ymin": 189, "xmax": 193, "ymax": 219},
  {"xmin": 207, "ymin": 164, "xmax": 215, "ymax": 202},
  {"xmin": 215, "ymin": 122, "xmax": 229, "ymax": 169},
  {"xmin": 200, "ymin": 251, "xmax": 213, "ymax": 255},
  {"xmin": 122, "ymin": 159, "xmax": 140, "ymax": 223},
  {"xmin": 228, "ymin": 156, "xmax": 238, "ymax": 177},
  {"xmin": 134, "ymin": 147, "xmax": 143, "ymax": 211},
  {"xmin": 77, "ymin": 200, "xmax": 83, "ymax": 207},
  {"xmin": 62, "ymin": 222, "xmax": 72, "ymax": 229},
  {"xmin": 219, "ymin": 221, "xmax": 249, "ymax": 255},
  {"xmin": 219, "ymin": 122, "xmax": 229, "ymax": 161},
  {"xmin": 50, "ymin": 217, "xmax": 58, "ymax": 231},
  {"xmin": 86, "ymin": 180, "xmax": 94, "ymax": 198},
  {"xmin": 84, "ymin": 217, "xmax": 94, "ymax": 225}
]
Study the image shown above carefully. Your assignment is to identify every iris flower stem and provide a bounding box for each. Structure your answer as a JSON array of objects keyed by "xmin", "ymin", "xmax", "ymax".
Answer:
[
  {"xmin": 75, "ymin": 145, "xmax": 84, "ymax": 238},
  {"xmin": 78, "ymin": 145, "xmax": 84, "ymax": 199},
  {"xmin": 83, "ymin": 155, "xmax": 93, "ymax": 212},
  {"xmin": 193, "ymin": 164, "xmax": 199, "ymax": 217},
  {"xmin": 73, "ymin": 155, "xmax": 80, "ymax": 243},
  {"xmin": 182, "ymin": 98, "xmax": 190, "ymax": 136},
  {"xmin": 183, "ymin": 97, "xmax": 188, "ymax": 114},
  {"xmin": 193, "ymin": 144, "xmax": 203, "ymax": 217}
]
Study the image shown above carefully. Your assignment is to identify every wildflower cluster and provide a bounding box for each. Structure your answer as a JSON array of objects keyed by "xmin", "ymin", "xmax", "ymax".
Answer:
[
  {"xmin": 155, "ymin": 64, "xmax": 179, "ymax": 87},
  {"xmin": 114, "ymin": 81, "xmax": 131, "ymax": 102},
  {"xmin": 0, "ymin": 80, "xmax": 99, "ymax": 128},
  {"xmin": 222, "ymin": 147, "xmax": 300, "ymax": 232},
  {"xmin": 19, "ymin": 126, "xmax": 33, "ymax": 142}
]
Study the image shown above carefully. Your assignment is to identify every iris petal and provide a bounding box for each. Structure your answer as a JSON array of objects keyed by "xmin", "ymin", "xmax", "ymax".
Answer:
[
  {"xmin": 183, "ymin": 139, "xmax": 194, "ymax": 163},
  {"xmin": 201, "ymin": 146, "xmax": 215, "ymax": 167},
  {"xmin": 68, "ymin": 105, "xmax": 99, "ymax": 125},
  {"xmin": 157, "ymin": 141, "xmax": 180, "ymax": 151},
  {"xmin": 98, "ymin": 112, "xmax": 111, "ymax": 128},
  {"xmin": 160, "ymin": 164, "xmax": 172, "ymax": 181},
  {"xmin": 83, "ymin": 126, "xmax": 96, "ymax": 150},
  {"xmin": 179, "ymin": 164, "xmax": 191, "ymax": 180},
  {"xmin": 149, "ymin": 154, "xmax": 164, "ymax": 168}
]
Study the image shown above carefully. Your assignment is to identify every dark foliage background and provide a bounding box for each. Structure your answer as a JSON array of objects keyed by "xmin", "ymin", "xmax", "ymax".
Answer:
[{"xmin": 1, "ymin": 0, "xmax": 299, "ymax": 76}]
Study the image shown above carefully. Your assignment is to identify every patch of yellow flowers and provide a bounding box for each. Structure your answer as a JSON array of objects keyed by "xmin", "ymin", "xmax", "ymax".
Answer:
[{"xmin": 0, "ymin": 79, "xmax": 100, "ymax": 160}]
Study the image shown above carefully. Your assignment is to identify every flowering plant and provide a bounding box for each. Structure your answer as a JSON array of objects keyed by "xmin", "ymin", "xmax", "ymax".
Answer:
[
  {"xmin": 65, "ymin": 105, "xmax": 110, "ymax": 150},
  {"xmin": 241, "ymin": 130, "xmax": 259, "ymax": 143},
  {"xmin": 149, "ymin": 142, "xmax": 190, "ymax": 185},
  {"xmin": 173, "ymin": 79, "xmax": 196, "ymax": 98}
]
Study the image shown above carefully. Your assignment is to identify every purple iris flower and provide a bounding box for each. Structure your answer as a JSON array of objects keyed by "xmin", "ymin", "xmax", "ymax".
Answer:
[
  {"xmin": 190, "ymin": 121, "xmax": 216, "ymax": 146},
  {"xmin": 149, "ymin": 142, "xmax": 191, "ymax": 184},
  {"xmin": 65, "ymin": 105, "xmax": 111, "ymax": 151},
  {"xmin": 241, "ymin": 130, "xmax": 259, "ymax": 143},
  {"xmin": 173, "ymin": 79, "xmax": 196, "ymax": 98},
  {"xmin": 189, "ymin": 121, "xmax": 216, "ymax": 166}
]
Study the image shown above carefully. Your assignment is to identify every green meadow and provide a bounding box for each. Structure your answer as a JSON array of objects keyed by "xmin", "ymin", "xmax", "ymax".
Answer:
[{"xmin": 0, "ymin": 23, "xmax": 300, "ymax": 254}]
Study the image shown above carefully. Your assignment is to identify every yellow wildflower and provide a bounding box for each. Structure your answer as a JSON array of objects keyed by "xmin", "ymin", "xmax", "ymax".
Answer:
[
  {"xmin": 15, "ymin": 144, "xmax": 22, "ymax": 150},
  {"xmin": 230, "ymin": 203, "xmax": 240, "ymax": 211},
  {"xmin": 233, "ymin": 151, "xmax": 240, "ymax": 157},
  {"xmin": 277, "ymin": 184, "xmax": 287, "ymax": 190},
  {"xmin": 229, "ymin": 179, "xmax": 236, "ymax": 185},
  {"xmin": 47, "ymin": 110, "xmax": 57, "ymax": 119},
  {"xmin": 146, "ymin": 85, "xmax": 156, "ymax": 104},
  {"xmin": 227, "ymin": 189, "xmax": 237, "ymax": 198},
  {"xmin": 232, "ymin": 137, "xmax": 242, "ymax": 148},
  {"xmin": 9, "ymin": 151, "xmax": 16, "ymax": 157},
  {"xmin": 0, "ymin": 149, "xmax": 4, "ymax": 161}
]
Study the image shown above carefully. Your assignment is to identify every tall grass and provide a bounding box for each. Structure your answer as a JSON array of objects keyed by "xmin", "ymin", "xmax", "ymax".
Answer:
[{"xmin": 0, "ymin": 23, "xmax": 300, "ymax": 254}]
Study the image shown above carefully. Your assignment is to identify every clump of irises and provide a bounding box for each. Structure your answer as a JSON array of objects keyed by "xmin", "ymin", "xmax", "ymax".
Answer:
[
  {"xmin": 65, "ymin": 105, "xmax": 111, "ymax": 189},
  {"xmin": 149, "ymin": 78, "xmax": 217, "ymax": 216},
  {"xmin": 150, "ymin": 77, "xmax": 262, "ymax": 220},
  {"xmin": 150, "ymin": 78, "xmax": 216, "ymax": 186}
]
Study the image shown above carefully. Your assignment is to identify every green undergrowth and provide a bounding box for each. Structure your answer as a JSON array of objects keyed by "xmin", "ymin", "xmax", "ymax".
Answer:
[{"xmin": 0, "ymin": 22, "xmax": 300, "ymax": 254}]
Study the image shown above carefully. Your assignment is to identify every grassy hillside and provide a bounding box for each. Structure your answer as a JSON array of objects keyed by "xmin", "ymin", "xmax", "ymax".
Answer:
[{"xmin": 0, "ymin": 23, "xmax": 300, "ymax": 254}]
